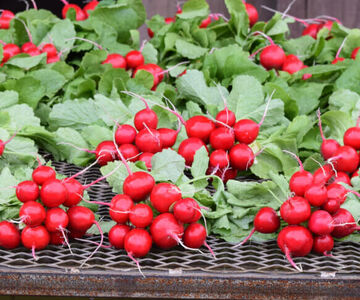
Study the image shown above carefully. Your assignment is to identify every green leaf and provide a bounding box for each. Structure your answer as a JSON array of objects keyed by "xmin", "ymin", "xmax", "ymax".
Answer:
[
  {"xmin": 82, "ymin": 125, "xmax": 113, "ymax": 149},
  {"xmin": 335, "ymin": 60, "xmax": 360, "ymax": 94},
  {"xmin": 322, "ymin": 111, "xmax": 353, "ymax": 141},
  {"xmin": 10, "ymin": 76, "xmax": 46, "ymax": 109},
  {"xmin": 7, "ymin": 53, "xmax": 47, "ymax": 70},
  {"xmin": 151, "ymin": 149, "xmax": 186, "ymax": 183},
  {"xmin": 191, "ymin": 146, "xmax": 209, "ymax": 178},
  {"xmin": 177, "ymin": 0, "xmax": 209, "ymax": 19},
  {"xmin": 0, "ymin": 91, "xmax": 18, "ymax": 109},
  {"xmin": 2, "ymin": 104, "xmax": 41, "ymax": 130},
  {"xmin": 175, "ymin": 39, "xmax": 208, "ymax": 59},
  {"xmin": 29, "ymin": 69, "xmax": 67, "ymax": 97},
  {"xmin": 225, "ymin": 0, "xmax": 248, "ymax": 37}
]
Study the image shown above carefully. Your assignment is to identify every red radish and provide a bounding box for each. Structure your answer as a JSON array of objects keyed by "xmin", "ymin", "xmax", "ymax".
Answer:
[
  {"xmin": 173, "ymin": 198, "xmax": 201, "ymax": 224},
  {"xmin": 50, "ymin": 231, "xmax": 65, "ymax": 245},
  {"xmin": 317, "ymin": 109, "xmax": 340, "ymax": 160},
  {"xmin": 255, "ymin": 32, "xmax": 286, "ymax": 70},
  {"xmin": 327, "ymin": 183, "xmax": 347, "ymax": 204},
  {"xmin": 15, "ymin": 181, "xmax": 39, "ymax": 203},
  {"xmin": 284, "ymin": 150, "xmax": 313, "ymax": 197},
  {"xmin": 158, "ymin": 128, "xmax": 178, "ymax": 148},
  {"xmin": 21, "ymin": 42, "xmax": 37, "ymax": 53},
  {"xmin": 308, "ymin": 210, "xmax": 334, "ymax": 235},
  {"xmin": 165, "ymin": 17, "xmax": 175, "ymax": 24},
  {"xmin": 312, "ymin": 234, "xmax": 334, "ymax": 256},
  {"xmin": 199, "ymin": 16, "xmax": 211, "ymax": 28},
  {"xmin": 331, "ymin": 208, "xmax": 360, "ymax": 238},
  {"xmin": 233, "ymin": 94, "xmax": 272, "ymax": 144},
  {"xmin": 178, "ymin": 138, "xmax": 208, "ymax": 166},
  {"xmin": 129, "ymin": 204, "xmax": 153, "ymax": 228},
  {"xmin": 150, "ymin": 183, "xmax": 182, "ymax": 213},
  {"xmin": 68, "ymin": 227, "xmax": 86, "ymax": 239},
  {"xmin": 118, "ymin": 144, "xmax": 139, "ymax": 162},
  {"xmin": 60, "ymin": 0, "xmax": 87, "ymax": 21},
  {"xmin": 0, "ymin": 221, "xmax": 20, "ymax": 249},
  {"xmin": 40, "ymin": 179, "xmax": 68, "ymax": 208},
  {"xmin": 62, "ymin": 178, "xmax": 84, "ymax": 207},
  {"xmin": 0, "ymin": 18, "xmax": 11, "ymax": 30},
  {"xmin": 332, "ymin": 57, "xmax": 344, "ymax": 64},
  {"xmin": 115, "ymin": 124, "xmax": 137, "ymax": 145},
  {"xmin": 209, "ymin": 149, "xmax": 229, "ymax": 169},
  {"xmin": 343, "ymin": 116, "xmax": 360, "ymax": 150},
  {"xmin": 332, "ymin": 172, "xmax": 351, "ymax": 185},
  {"xmin": 302, "ymin": 73, "xmax": 312, "ymax": 80},
  {"xmin": 108, "ymin": 194, "xmax": 134, "ymax": 224},
  {"xmin": 133, "ymin": 64, "xmax": 160, "ymax": 89},
  {"xmin": 125, "ymin": 50, "xmax": 145, "ymax": 69},
  {"xmin": 0, "ymin": 131, "xmax": 18, "ymax": 156},
  {"xmin": 32, "ymin": 165, "xmax": 56, "ymax": 186},
  {"xmin": 123, "ymin": 172, "xmax": 155, "ymax": 202},
  {"xmin": 25, "ymin": 47, "xmax": 42, "ymax": 57},
  {"xmin": 147, "ymin": 28, "xmax": 154, "ymax": 38},
  {"xmin": 102, "ymin": 54, "xmax": 127, "ymax": 69},
  {"xmin": 95, "ymin": 141, "xmax": 118, "ymax": 166},
  {"xmin": 208, "ymin": 166, "xmax": 238, "ymax": 183},
  {"xmin": 183, "ymin": 223, "xmax": 215, "ymax": 258},
  {"xmin": 209, "ymin": 127, "xmax": 235, "ymax": 150},
  {"xmin": 150, "ymin": 213, "xmax": 184, "ymax": 249},
  {"xmin": 83, "ymin": 0, "xmax": 98, "ymax": 16},
  {"xmin": 277, "ymin": 225, "xmax": 313, "ymax": 271},
  {"xmin": 331, "ymin": 145, "xmax": 359, "ymax": 173},
  {"xmin": 351, "ymin": 47, "xmax": 360, "ymax": 60},
  {"xmin": 108, "ymin": 224, "xmax": 130, "ymax": 249},
  {"xmin": 134, "ymin": 109, "xmax": 158, "ymax": 132},
  {"xmin": 280, "ymin": 196, "xmax": 311, "ymax": 225},
  {"xmin": 304, "ymin": 184, "xmax": 327, "ymax": 206},
  {"xmin": 245, "ymin": 3, "xmax": 258, "ymax": 27},
  {"xmin": 282, "ymin": 55, "xmax": 304, "ymax": 74},
  {"xmin": 19, "ymin": 201, "xmax": 46, "ymax": 227},
  {"xmin": 21, "ymin": 226, "xmax": 50, "ymax": 260},
  {"xmin": 322, "ymin": 198, "xmax": 341, "ymax": 214},
  {"xmin": 302, "ymin": 24, "xmax": 320, "ymax": 39},
  {"xmin": 229, "ymin": 144, "xmax": 255, "ymax": 170},
  {"xmin": 216, "ymin": 109, "xmax": 236, "ymax": 127},
  {"xmin": 41, "ymin": 43, "xmax": 57, "ymax": 58},
  {"xmin": 2, "ymin": 44, "xmax": 21, "ymax": 62},
  {"xmin": 135, "ymin": 128, "xmax": 162, "ymax": 153},
  {"xmin": 234, "ymin": 207, "xmax": 280, "ymax": 246},
  {"xmin": 139, "ymin": 152, "xmax": 154, "ymax": 170},
  {"xmin": 1, "ymin": 10, "xmax": 15, "ymax": 19},
  {"xmin": 186, "ymin": 116, "xmax": 215, "ymax": 143},
  {"xmin": 45, "ymin": 208, "xmax": 69, "ymax": 233},
  {"xmin": 312, "ymin": 164, "xmax": 335, "ymax": 185}
]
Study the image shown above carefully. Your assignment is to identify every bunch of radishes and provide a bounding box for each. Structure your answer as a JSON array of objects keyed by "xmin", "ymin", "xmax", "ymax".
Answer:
[
  {"xmin": 236, "ymin": 111, "xmax": 360, "ymax": 271},
  {"xmin": 177, "ymin": 95, "xmax": 271, "ymax": 183},
  {"xmin": 60, "ymin": 0, "xmax": 98, "ymax": 21}
]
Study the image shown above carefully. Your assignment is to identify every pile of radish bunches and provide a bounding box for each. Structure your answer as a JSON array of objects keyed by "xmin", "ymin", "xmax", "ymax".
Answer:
[
  {"xmin": 178, "ymin": 102, "xmax": 270, "ymax": 183},
  {"xmin": 235, "ymin": 112, "xmax": 360, "ymax": 271}
]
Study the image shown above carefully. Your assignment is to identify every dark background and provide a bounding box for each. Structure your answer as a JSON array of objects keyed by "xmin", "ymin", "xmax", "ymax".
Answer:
[{"xmin": 0, "ymin": 0, "xmax": 359, "ymax": 38}]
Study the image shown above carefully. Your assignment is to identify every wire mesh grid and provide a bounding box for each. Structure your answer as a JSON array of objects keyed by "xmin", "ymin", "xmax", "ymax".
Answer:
[{"xmin": 2, "ymin": 158, "xmax": 360, "ymax": 276}]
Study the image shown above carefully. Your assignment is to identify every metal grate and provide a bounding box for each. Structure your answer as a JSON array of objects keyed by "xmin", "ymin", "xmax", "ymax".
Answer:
[{"xmin": 2, "ymin": 159, "xmax": 360, "ymax": 276}]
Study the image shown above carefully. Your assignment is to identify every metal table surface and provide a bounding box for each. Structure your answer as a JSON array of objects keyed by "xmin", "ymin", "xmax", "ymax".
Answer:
[{"xmin": 1, "ymin": 160, "xmax": 360, "ymax": 299}]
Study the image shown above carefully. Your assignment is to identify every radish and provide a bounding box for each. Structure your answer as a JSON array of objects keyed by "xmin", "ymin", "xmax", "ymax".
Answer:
[
  {"xmin": 124, "ymin": 228, "xmax": 152, "ymax": 276},
  {"xmin": 123, "ymin": 172, "xmax": 155, "ymax": 202},
  {"xmin": 234, "ymin": 207, "xmax": 280, "ymax": 246},
  {"xmin": 115, "ymin": 124, "xmax": 137, "ymax": 145},
  {"xmin": 173, "ymin": 198, "xmax": 201, "ymax": 224},
  {"xmin": 32, "ymin": 165, "xmax": 56, "ymax": 186},
  {"xmin": 158, "ymin": 128, "xmax": 178, "ymax": 148},
  {"xmin": 60, "ymin": 0, "xmax": 87, "ymax": 21},
  {"xmin": 19, "ymin": 201, "xmax": 46, "ymax": 227},
  {"xmin": 21, "ymin": 42, "xmax": 37, "ymax": 53},
  {"xmin": 134, "ymin": 108, "xmax": 158, "ymax": 132},
  {"xmin": 133, "ymin": 64, "xmax": 161, "ymax": 90},
  {"xmin": 256, "ymin": 32, "xmax": 286, "ymax": 70},
  {"xmin": 209, "ymin": 127, "xmax": 235, "ymax": 150},
  {"xmin": 312, "ymin": 234, "xmax": 334, "ymax": 256},
  {"xmin": 118, "ymin": 144, "xmax": 139, "ymax": 162},
  {"xmin": 351, "ymin": 47, "xmax": 360, "ymax": 60},
  {"xmin": 304, "ymin": 184, "xmax": 327, "ymax": 207},
  {"xmin": 209, "ymin": 149, "xmax": 229, "ymax": 169},
  {"xmin": 317, "ymin": 109, "xmax": 340, "ymax": 160},
  {"xmin": 308, "ymin": 210, "xmax": 334, "ymax": 235},
  {"xmin": 185, "ymin": 116, "xmax": 215, "ymax": 143},
  {"xmin": 327, "ymin": 183, "xmax": 347, "ymax": 204},
  {"xmin": 2, "ymin": 44, "xmax": 21, "ymax": 62},
  {"xmin": 282, "ymin": 54, "xmax": 304, "ymax": 74},
  {"xmin": 108, "ymin": 194, "xmax": 134, "ymax": 223},
  {"xmin": 331, "ymin": 208, "xmax": 360, "ymax": 238},
  {"xmin": 150, "ymin": 183, "xmax": 182, "ymax": 213},
  {"xmin": 233, "ymin": 93, "xmax": 272, "ymax": 144},
  {"xmin": 0, "ymin": 131, "xmax": 18, "ymax": 156},
  {"xmin": 41, "ymin": 43, "xmax": 58, "ymax": 58},
  {"xmin": 102, "ymin": 54, "xmax": 127, "ymax": 69},
  {"xmin": 150, "ymin": 213, "xmax": 184, "ymax": 249},
  {"xmin": 312, "ymin": 164, "xmax": 335, "ymax": 185},
  {"xmin": 45, "ymin": 208, "xmax": 69, "ymax": 233},
  {"xmin": 332, "ymin": 172, "xmax": 351, "ymax": 186},
  {"xmin": 50, "ymin": 231, "xmax": 65, "ymax": 245},
  {"xmin": 331, "ymin": 145, "xmax": 359, "ymax": 173},
  {"xmin": 40, "ymin": 179, "xmax": 68, "ymax": 208},
  {"xmin": 280, "ymin": 196, "xmax": 311, "ymax": 225},
  {"xmin": 125, "ymin": 50, "xmax": 144, "ymax": 70},
  {"xmin": 21, "ymin": 226, "xmax": 50, "ymax": 260},
  {"xmin": 229, "ymin": 143, "xmax": 255, "ymax": 170},
  {"xmin": 199, "ymin": 16, "xmax": 211, "ymax": 28},
  {"xmin": 135, "ymin": 128, "xmax": 162, "ymax": 153},
  {"xmin": 277, "ymin": 225, "xmax": 313, "ymax": 271},
  {"xmin": 183, "ymin": 223, "xmax": 215, "ymax": 258},
  {"xmin": 208, "ymin": 166, "xmax": 238, "ymax": 183},
  {"xmin": 178, "ymin": 138, "xmax": 208, "ymax": 166},
  {"xmin": 129, "ymin": 204, "xmax": 153, "ymax": 228},
  {"xmin": 15, "ymin": 181, "xmax": 39, "ymax": 203},
  {"xmin": 245, "ymin": 2, "xmax": 258, "ymax": 27},
  {"xmin": 108, "ymin": 224, "xmax": 130, "ymax": 249},
  {"xmin": 343, "ymin": 116, "xmax": 360, "ymax": 150},
  {"xmin": 62, "ymin": 178, "xmax": 84, "ymax": 207},
  {"xmin": 302, "ymin": 24, "xmax": 320, "ymax": 39},
  {"xmin": 216, "ymin": 109, "xmax": 236, "ymax": 128},
  {"xmin": 322, "ymin": 198, "xmax": 341, "ymax": 214},
  {"xmin": 302, "ymin": 73, "xmax": 312, "ymax": 80},
  {"xmin": 83, "ymin": 0, "xmax": 98, "ymax": 17},
  {"xmin": 284, "ymin": 150, "xmax": 313, "ymax": 196},
  {"xmin": 94, "ymin": 141, "xmax": 118, "ymax": 166},
  {"xmin": 139, "ymin": 152, "xmax": 154, "ymax": 170},
  {"xmin": 0, "ymin": 221, "xmax": 20, "ymax": 249}
]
